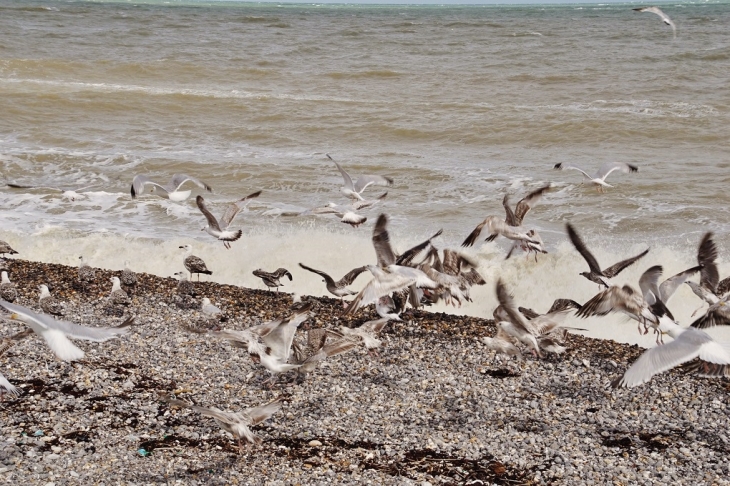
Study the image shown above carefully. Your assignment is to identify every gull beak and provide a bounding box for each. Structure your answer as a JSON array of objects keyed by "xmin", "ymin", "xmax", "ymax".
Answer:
[{"xmin": 9, "ymin": 313, "xmax": 18, "ymax": 320}]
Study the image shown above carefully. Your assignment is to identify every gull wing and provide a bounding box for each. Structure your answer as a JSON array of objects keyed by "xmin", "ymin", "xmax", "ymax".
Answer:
[
  {"xmin": 577, "ymin": 286, "xmax": 628, "ymax": 318},
  {"xmin": 131, "ymin": 175, "xmax": 167, "ymax": 198},
  {"xmin": 353, "ymin": 175, "xmax": 393, "ymax": 194},
  {"xmin": 634, "ymin": 7, "xmax": 676, "ymax": 36},
  {"xmin": 595, "ymin": 162, "xmax": 638, "ymax": 181},
  {"xmin": 219, "ymin": 191, "xmax": 262, "ymax": 229},
  {"xmin": 513, "ymin": 184, "xmax": 551, "ymax": 226},
  {"xmin": 566, "ymin": 223, "xmax": 602, "ymax": 274},
  {"xmin": 246, "ymin": 397, "xmax": 284, "ymax": 425},
  {"xmin": 359, "ymin": 317, "xmax": 390, "ymax": 334},
  {"xmin": 639, "ymin": 265, "xmax": 663, "ymax": 304},
  {"xmin": 372, "ymin": 214, "xmax": 397, "ymax": 267},
  {"xmin": 716, "ymin": 276, "xmax": 730, "ymax": 297},
  {"xmin": 0, "ymin": 328, "xmax": 33, "ymax": 357},
  {"xmin": 546, "ymin": 298, "xmax": 582, "ymax": 314},
  {"xmin": 337, "ymin": 265, "xmax": 368, "ymax": 287},
  {"xmin": 602, "ymin": 248, "xmax": 650, "ymax": 279},
  {"xmin": 659, "ymin": 265, "xmax": 702, "ymax": 303},
  {"xmin": 690, "ymin": 295, "xmax": 730, "ymax": 329},
  {"xmin": 697, "ymin": 232, "xmax": 719, "ymax": 293},
  {"xmin": 495, "ymin": 279, "xmax": 535, "ymax": 336},
  {"xmin": 327, "ymin": 154, "xmax": 355, "ymax": 191},
  {"xmin": 395, "ymin": 229, "xmax": 443, "ymax": 266},
  {"xmin": 169, "ymin": 174, "xmax": 212, "ymax": 193},
  {"xmin": 298, "ymin": 263, "xmax": 336, "ymax": 288},
  {"xmin": 553, "ymin": 163, "xmax": 593, "ymax": 180},
  {"xmin": 195, "ymin": 196, "xmax": 222, "ymax": 232}
]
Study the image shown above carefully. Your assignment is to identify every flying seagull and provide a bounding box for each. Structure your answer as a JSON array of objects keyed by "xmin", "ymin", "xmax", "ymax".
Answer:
[
  {"xmin": 612, "ymin": 320, "xmax": 730, "ymax": 388},
  {"xmin": 486, "ymin": 185, "xmax": 551, "ymax": 243},
  {"xmin": 327, "ymin": 154, "xmax": 393, "ymax": 201},
  {"xmin": 461, "ymin": 216, "xmax": 541, "ymax": 248},
  {"xmin": 196, "ymin": 191, "xmax": 261, "ymax": 249},
  {"xmin": 567, "ymin": 223, "xmax": 649, "ymax": 288},
  {"xmin": 161, "ymin": 395, "xmax": 283, "ymax": 452},
  {"xmin": 130, "ymin": 174, "xmax": 212, "ymax": 202},
  {"xmin": 0, "ymin": 300, "xmax": 132, "ymax": 362},
  {"xmin": 252, "ymin": 268, "xmax": 293, "ymax": 291},
  {"xmin": 686, "ymin": 232, "xmax": 721, "ymax": 315},
  {"xmin": 298, "ymin": 263, "xmax": 368, "ymax": 299},
  {"xmin": 633, "ymin": 7, "xmax": 676, "ymax": 38},
  {"xmin": 554, "ymin": 162, "xmax": 638, "ymax": 193}
]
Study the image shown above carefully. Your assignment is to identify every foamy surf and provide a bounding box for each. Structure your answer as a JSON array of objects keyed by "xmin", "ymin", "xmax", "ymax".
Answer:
[{"xmin": 3, "ymin": 226, "xmax": 728, "ymax": 348}]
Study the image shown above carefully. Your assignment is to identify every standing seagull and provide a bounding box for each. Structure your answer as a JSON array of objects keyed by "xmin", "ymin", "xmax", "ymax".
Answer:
[
  {"xmin": 196, "ymin": 191, "xmax": 261, "ymax": 249},
  {"xmin": 298, "ymin": 263, "xmax": 368, "ymax": 300},
  {"xmin": 78, "ymin": 256, "xmax": 96, "ymax": 286},
  {"xmin": 107, "ymin": 277, "xmax": 131, "ymax": 306},
  {"xmin": 0, "ymin": 301, "xmax": 132, "ymax": 362},
  {"xmin": 327, "ymin": 154, "xmax": 393, "ymax": 201},
  {"xmin": 130, "ymin": 174, "xmax": 212, "ymax": 202},
  {"xmin": 180, "ymin": 245, "xmax": 212, "ymax": 281},
  {"xmin": 633, "ymin": 7, "xmax": 676, "ymax": 38},
  {"xmin": 0, "ymin": 271, "xmax": 17, "ymax": 303},
  {"xmin": 0, "ymin": 241, "xmax": 18, "ymax": 258},
  {"xmin": 554, "ymin": 162, "xmax": 638, "ymax": 193},
  {"xmin": 161, "ymin": 395, "xmax": 283, "ymax": 452},
  {"xmin": 120, "ymin": 260, "xmax": 137, "ymax": 291},
  {"xmin": 567, "ymin": 223, "xmax": 649, "ymax": 288},
  {"xmin": 252, "ymin": 268, "xmax": 293, "ymax": 292},
  {"xmin": 39, "ymin": 285, "xmax": 65, "ymax": 316}
]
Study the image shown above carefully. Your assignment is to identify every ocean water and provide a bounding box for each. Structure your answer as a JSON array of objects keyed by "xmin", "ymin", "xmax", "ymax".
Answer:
[{"xmin": 1, "ymin": 0, "xmax": 729, "ymax": 346}]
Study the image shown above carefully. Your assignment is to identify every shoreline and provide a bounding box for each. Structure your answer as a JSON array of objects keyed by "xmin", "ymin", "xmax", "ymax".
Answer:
[{"xmin": 1, "ymin": 258, "xmax": 729, "ymax": 485}]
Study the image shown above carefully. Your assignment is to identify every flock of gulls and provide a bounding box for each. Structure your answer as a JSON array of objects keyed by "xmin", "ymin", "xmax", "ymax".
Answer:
[{"xmin": 2, "ymin": 141, "xmax": 728, "ymax": 449}]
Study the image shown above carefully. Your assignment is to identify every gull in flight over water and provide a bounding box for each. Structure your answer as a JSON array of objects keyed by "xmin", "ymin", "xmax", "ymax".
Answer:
[
  {"xmin": 327, "ymin": 154, "xmax": 393, "ymax": 201},
  {"xmin": 130, "ymin": 174, "xmax": 212, "ymax": 202},
  {"xmin": 554, "ymin": 162, "xmax": 638, "ymax": 193},
  {"xmin": 196, "ymin": 191, "xmax": 261, "ymax": 249},
  {"xmin": 633, "ymin": 6, "xmax": 676, "ymax": 38},
  {"xmin": 567, "ymin": 223, "xmax": 649, "ymax": 288}
]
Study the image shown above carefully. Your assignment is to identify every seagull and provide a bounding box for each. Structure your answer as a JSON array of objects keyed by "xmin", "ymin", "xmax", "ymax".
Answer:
[
  {"xmin": 196, "ymin": 191, "xmax": 261, "ymax": 249},
  {"xmin": 493, "ymin": 279, "xmax": 542, "ymax": 357},
  {"xmin": 482, "ymin": 322, "xmax": 524, "ymax": 360},
  {"xmin": 461, "ymin": 216, "xmax": 542, "ymax": 248},
  {"xmin": 298, "ymin": 263, "xmax": 367, "ymax": 299},
  {"xmin": 639, "ymin": 264, "xmax": 701, "ymax": 324},
  {"xmin": 327, "ymin": 154, "xmax": 393, "ymax": 201},
  {"xmin": 612, "ymin": 320, "xmax": 730, "ymax": 388},
  {"xmin": 344, "ymin": 264, "xmax": 439, "ymax": 315},
  {"xmin": 173, "ymin": 271, "xmax": 197, "ymax": 297},
  {"xmin": 0, "ymin": 241, "xmax": 18, "ymax": 258},
  {"xmin": 78, "ymin": 256, "xmax": 96, "ymax": 285},
  {"xmin": 505, "ymin": 229, "xmax": 548, "ymax": 261},
  {"xmin": 120, "ymin": 260, "xmax": 137, "ymax": 288},
  {"xmin": 1, "ymin": 329, "xmax": 33, "ymax": 399},
  {"xmin": 577, "ymin": 284, "xmax": 661, "ymax": 337},
  {"xmin": 180, "ymin": 245, "xmax": 212, "ymax": 281},
  {"xmin": 554, "ymin": 162, "xmax": 638, "ymax": 193},
  {"xmin": 201, "ymin": 297, "xmax": 222, "ymax": 318},
  {"xmin": 107, "ymin": 277, "xmax": 130, "ymax": 306},
  {"xmin": 308, "ymin": 204, "xmax": 368, "ymax": 227},
  {"xmin": 337, "ymin": 317, "xmax": 391, "ymax": 357},
  {"xmin": 519, "ymin": 298, "xmax": 583, "ymax": 320},
  {"xmin": 252, "ymin": 268, "xmax": 293, "ymax": 292},
  {"xmin": 130, "ymin": 174, "xmax": 212, "ymax": 202},
  {"xmin": 690, "ymin": 293, "xmax": 730, "ymax": 330},
  {"xmin": 39, "ymin": 285, "xmax": 65, "ymax": 316},
  {"xmin": 633, "ymin": 6, "xmax": 676, "ymax": 38},
  {"xmin": 291, "ymin": 329, "xmax": 358, "ymax": 378},
  {"xmin": 567, "ymin": 223, "xmax": 649, "ymax": 288},
  {"xmin": 0, "ymin": 300, "xmax": 132, "ymax": 362},
  {"xmin": 686, "ymin": 232, "xmax": 721, "ymax": 315},
  {"xmin": 0, "ymin": 271, "xmax": 17, "ymax": 302},
  {"xmin": 161, "ymin": 395, "xmax": 283, "ymax": 452},
  {"xmin": 486, "ymin": 185, "xmax": 551, "ymax": 244}
]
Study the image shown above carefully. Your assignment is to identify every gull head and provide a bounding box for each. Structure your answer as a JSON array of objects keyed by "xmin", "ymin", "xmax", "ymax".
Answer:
[
  {"xmin": 179, "ymin": 244, "xmax": 192, "ymax": 252},
  {"xmin": 38, "ymin": 284, "xmax": 51, "ymax": 298}
]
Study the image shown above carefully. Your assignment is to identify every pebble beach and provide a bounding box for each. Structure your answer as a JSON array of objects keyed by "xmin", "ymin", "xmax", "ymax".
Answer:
[{"xmin": 1, "ymin": 259, "xmax": 729, "ymax": 485}]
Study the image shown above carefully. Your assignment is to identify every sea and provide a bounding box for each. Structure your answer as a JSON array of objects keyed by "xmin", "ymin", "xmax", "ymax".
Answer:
[{"xmin": 1, "ymin": 0, "xmax": 729, "ymax": 346}]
